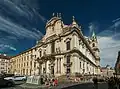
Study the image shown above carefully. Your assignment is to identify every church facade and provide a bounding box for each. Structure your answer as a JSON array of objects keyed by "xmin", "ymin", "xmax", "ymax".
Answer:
[{"xmin": 10, "ymin": 14, "xmax": 101, "ymax": 77}]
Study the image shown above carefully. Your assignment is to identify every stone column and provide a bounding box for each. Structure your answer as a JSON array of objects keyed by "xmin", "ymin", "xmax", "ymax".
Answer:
[{"xmin": 61, "ymin": 57, "xmax": 64, "ymax": 74}]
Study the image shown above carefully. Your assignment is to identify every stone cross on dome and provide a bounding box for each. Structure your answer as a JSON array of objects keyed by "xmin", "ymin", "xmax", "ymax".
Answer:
[{"xmin": 72, "ymin": 16, "xmax": 78, "ymax": 27}]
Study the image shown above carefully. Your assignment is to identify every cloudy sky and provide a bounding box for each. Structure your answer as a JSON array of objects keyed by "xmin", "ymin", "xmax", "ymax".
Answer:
[{"xmin": 0, "ymin": 0, "xmax": 120, "ymax": 67}]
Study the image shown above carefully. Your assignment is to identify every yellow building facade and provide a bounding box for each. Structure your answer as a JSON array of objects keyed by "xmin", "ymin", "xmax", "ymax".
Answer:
[{"xmin": 10, "ymin": 48, "xmax": 38, "ymax": 75}]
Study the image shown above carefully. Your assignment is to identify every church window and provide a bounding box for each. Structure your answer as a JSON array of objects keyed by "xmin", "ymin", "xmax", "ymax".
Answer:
[
  {"xmin": 51, "ymin": 42, "xmax": 55, "ymax": 53},
  {"xmin": 67, "ymin": 55, "xmax": 70, "ymax": 64},
  {"xmin": 80, "ymin": 62, "xmax": 81, "ymax": 68},
  {"xmin": 66, "ymin": 41, "xmax": 70, "ymax": 50},
  {"xmin": 83, "ymin": 62, "xmax": 85, "ymax": 68}
]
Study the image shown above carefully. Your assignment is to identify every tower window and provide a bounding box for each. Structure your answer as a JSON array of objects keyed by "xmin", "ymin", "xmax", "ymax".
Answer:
[{"xmin": 92, "ymin": 43, "xmax": 95, "ymax": 47}]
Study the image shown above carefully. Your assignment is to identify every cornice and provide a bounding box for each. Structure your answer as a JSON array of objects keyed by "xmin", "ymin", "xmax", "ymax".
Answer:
[{"xmin": 36, "ymin": 48, "xmax": 98, "ymax": 67}]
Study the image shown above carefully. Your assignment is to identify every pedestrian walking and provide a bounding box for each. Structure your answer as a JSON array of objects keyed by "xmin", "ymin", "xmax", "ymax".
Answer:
[{"xmin": 92, "ymin": 77, "xmax": 98, "ymax": 89}]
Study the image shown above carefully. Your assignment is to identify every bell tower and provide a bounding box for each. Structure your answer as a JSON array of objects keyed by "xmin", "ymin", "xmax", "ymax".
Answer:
[{"xmin": 91, "ymin": 30, "xmax": 100, "ymax": 65}]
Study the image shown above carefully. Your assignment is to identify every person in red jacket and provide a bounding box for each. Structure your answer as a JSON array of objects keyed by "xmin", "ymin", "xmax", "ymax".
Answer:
[{"xmin": 54, "ymin": 78, "xmax": 58, "ymax": 86}]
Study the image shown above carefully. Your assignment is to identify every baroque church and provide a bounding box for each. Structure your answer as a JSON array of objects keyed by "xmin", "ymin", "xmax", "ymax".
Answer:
[{"xmin": 10, "ymin": 13, "xmax": 101, "ymax": 77}]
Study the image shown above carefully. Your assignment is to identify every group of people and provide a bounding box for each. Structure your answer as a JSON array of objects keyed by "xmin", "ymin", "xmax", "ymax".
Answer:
[
  {"xmin": 92, "ymin": 76, "xmax": 120, "ymax": 89},
  {"xmin": 107, "ymin": 77, "xmax": 120, "ymax": 89},
  {"xmin": 44, "ymin": 78, "xmax": 58, "ymax": 87}
]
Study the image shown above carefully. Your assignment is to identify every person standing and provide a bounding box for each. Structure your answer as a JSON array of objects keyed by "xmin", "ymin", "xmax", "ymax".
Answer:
[{"xmin": 108, "ymin": 77, "xmax": 116, "ymax": 89}]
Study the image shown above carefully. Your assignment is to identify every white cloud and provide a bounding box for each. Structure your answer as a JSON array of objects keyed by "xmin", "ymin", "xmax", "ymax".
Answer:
[
  {"xmin": 0, "ymin": 16, "xmax": 43, "ymax": 39},
  {"xmin": 0, "ymin": 0, "xmax": 45, "ymax": 53},
  {"xmin": 98, "ymin": 36, "xmax": 119, "ymax": 67},
  {"xmin": 0, "ymin": 44, "xmax": 16, "ymax": 51},
  {"xmin": 89, "ymin": 20, "xmax": 120, "ymax": 67}
]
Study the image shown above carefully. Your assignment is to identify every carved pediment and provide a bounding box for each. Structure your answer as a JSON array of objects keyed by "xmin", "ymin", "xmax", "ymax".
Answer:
[
  {"xmin": 42, "ymin": 44, "xmax": 47, "ymax": 48},
  {"xmin": 64, "ymin": 37, "xmax": 71, "ymax": 42}
]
